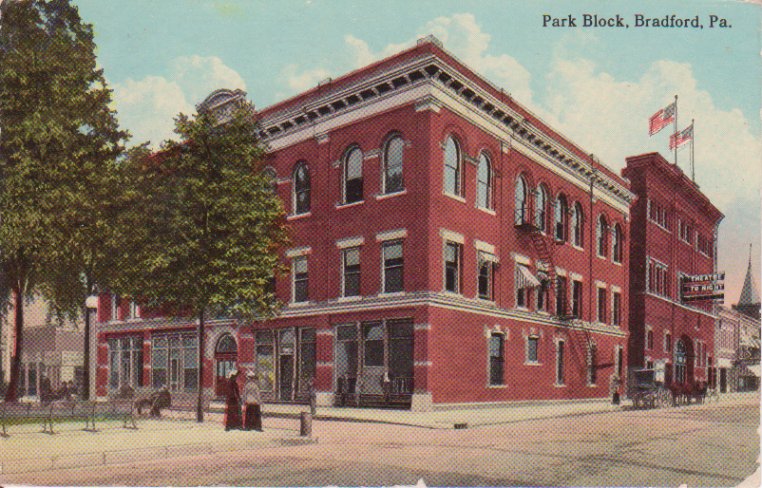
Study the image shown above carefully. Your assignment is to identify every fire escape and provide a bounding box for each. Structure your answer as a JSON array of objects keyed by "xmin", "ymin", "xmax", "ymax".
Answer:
[{"xmin": 514, "ymin": 207, "xmax": 596, "ymax": 362}]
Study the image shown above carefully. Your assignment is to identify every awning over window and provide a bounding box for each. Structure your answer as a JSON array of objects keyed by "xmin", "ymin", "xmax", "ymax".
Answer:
[
  {"xmin": 747, "ymin": 364, "xmax": 760, "ymax": 377},
  {"xmin": 479, "ymin": 252, "xmax": 499, "ymax": 264},
  {"xmin": 516, "ymin": 265, "xmax": 541, "ymax": 289}
]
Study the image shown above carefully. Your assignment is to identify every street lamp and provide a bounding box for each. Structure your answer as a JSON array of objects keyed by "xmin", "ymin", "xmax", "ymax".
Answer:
[{"xmin": 83, "ymin": 294, "xmax": 98, "ymax": 401}]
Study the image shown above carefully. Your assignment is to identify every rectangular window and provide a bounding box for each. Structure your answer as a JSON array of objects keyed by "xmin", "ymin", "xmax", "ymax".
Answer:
[
  {"xmin": 293, "ymin": 256, "xmax": 309, "ymax": 302},
  {"xmin": 572, "ymin": 280, "xmax": 583, "ymax": 319},
  {"xmin": 489, "ymin": 333, "xmax": 505, "ymax": 386},
  {"xmin": 382, "ymin": 240, "xmax": 404, "ymax": 293},
  {"xmin": 612, "ymin": 292, "xmax": 621, "ymax": 326},
  {"xmin": 111, "ymin": 295, "xmax": 121, "ymax": 321},
  {"xmin": 108, "ymin": 336, "xmax": 143, "ymax": 392},
  {"xmin": 363, "ymin": 322, "xmax": 384, "ymax": 367},
  {"xmin": 477, "ymin": 254, "xmax": 493, "ymax": 300},
  {"xmin": 151, "ymin": 333, "xmax": 197, "ymax": 392},
  {"xmin": 646, "ymin": 329, "xmax": 654, "ymax": 350},
  {"xmin": 537, "ymin": 278, "xmax": 549, "ymax": 312},
  {"xmin": 665, "ymin": 332, "xmax": 672, "ymax": 353},
  {"xmin": 342, "ymin": 247, "xmax": 361, "ymax": 297},
  {"xmin": 597, "ymin": 287, "xmax": 607, "ymax": 323},
  {"xmin": 556, "ymin": 276, "xmax": 568, "ymax": 316},
  {"xmin": 527, "ymin": 336, "xmax": 539, "ymax": 363},
  {"xmin": 556, "ymin": 341, "xmax": 565, "ymax": 385},
  {"xmin": 444, "ymin": 242, "xmax": 461, "ymax": 293},
  {"xmin": 255, "ymin": 330, "xmax": 275, "ymax": 392}
]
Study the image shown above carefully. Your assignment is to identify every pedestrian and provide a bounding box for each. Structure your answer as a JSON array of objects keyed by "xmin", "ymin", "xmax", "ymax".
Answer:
[
  {"xmin": 609, "ymin": 374, "xmax": 621, "ymax": 406},
  {"xmin": 308, "ymin": 378, "xmax": 317, "ymax": 416},
  {"xmin": 224, "ymin": 370, "xmax": 242, "ymax": 431},
  {"xmin": 242, "ymin": 370, "xmax": 263, "ymax": 432}
]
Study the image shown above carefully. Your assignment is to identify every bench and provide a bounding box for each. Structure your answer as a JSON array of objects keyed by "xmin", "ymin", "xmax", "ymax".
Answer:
[{"xmin": 0, "ymin": 399, "xmax": 136, "ymax": 436}]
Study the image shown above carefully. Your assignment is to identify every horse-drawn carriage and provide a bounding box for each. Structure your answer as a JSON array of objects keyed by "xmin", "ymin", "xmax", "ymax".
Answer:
[{"xmin": 628, "ymin": 369, "xmax": 672, "ymax": 409}]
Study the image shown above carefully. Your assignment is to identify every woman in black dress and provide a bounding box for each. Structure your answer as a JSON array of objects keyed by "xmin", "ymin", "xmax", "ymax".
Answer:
[{"xmin": 224, "ymin": 370, "xmax": 242, "ymax": 430}]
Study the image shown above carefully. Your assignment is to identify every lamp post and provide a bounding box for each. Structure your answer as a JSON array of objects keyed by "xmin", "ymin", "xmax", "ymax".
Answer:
[{"xmin": 83, "ymin": 294, "xmax": 98, "ymax": 400}]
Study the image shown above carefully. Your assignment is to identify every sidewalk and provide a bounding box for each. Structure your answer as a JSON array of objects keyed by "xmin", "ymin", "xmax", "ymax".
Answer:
[
  {"xmin": 0, "ymin": 417, "xmax": 314, "ymax": 476},
  {"xmin": 263, "ymin": 391, "xmax": 760, "ymax": 429}
]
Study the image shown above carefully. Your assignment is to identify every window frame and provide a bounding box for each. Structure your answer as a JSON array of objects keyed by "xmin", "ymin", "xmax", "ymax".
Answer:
[
  {"xmin": 612, "ymin": 224, "xmax": 623, "ymax": 263},
  {"xmin": 292, "ymin": 256, "xmax": 309, "ymax": 303},
  {"xmin": 596, "ymin": 215, "xmax": 608, "ymax": 258},
  {"xmin": 476, "ymin": 152, "xmax": 493, "ymax": 210},
  {"xmin": 514, "ymin": 175, "xmax": 528, "ymax": 225},
  {"xmin": 488, "ymin": 332, "xmax": 505, "ymax": 386},
  {"xmin": 444, "ymin": 241, "xmax": 462, "ymax": 294},
  {"xmin": 554, "ymin": 194, "xmax": 568, "ymax": 242},
  {"xmin": 535, "ymin": 184, "xmax": 549, "ymax": 233},
  {"xmin": 342, "ymin": 247, "xmax": 361, "ymax": 298},
  {"xmin": 596, "ymin": 286, "xmax": 607, "ymax": 324},
  {"xmin": 443, "ymin": 136, "xmax": 462, "ymax": 197},
  {"xmin": 343, "ymin": 146, "xmax": 364, "ymax": 204},
  {"xmin": 382, "ymin": 240, "xmax": 404, "ymax": 294},
  {"xmin": 477, "ymin": 253, "xmax": 494, "ymax": 301},
  {"xmin": 382, "ymin": 135, "xmax": 405, "ymax": 195},
  {"xmin": 571, "ymin": 202, "xmax": 584, "ymax": 248},
  {"xmin": 526, "ymin": 336, "xmax": 540, "ymax": 364},
  {"xmin": 292, "ymin": 162, "xmax": 311, "ymax": 215}
]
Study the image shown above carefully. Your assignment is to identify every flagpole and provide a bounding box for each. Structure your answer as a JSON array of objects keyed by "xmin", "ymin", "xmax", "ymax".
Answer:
[
  {"xmin": 673, "ymin": 94, "xmax": 679, "ymax": 167},
  {"xmin": 690, "ymin": 119, "xmax": 695, "ymax": 182}
]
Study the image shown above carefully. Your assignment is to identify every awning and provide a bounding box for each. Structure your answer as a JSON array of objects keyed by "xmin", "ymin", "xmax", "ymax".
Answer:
[
  {"xmin": 747, "ymin": 365, "xmax": 760, "ymax": 377},
  {"xmin": 516, "ymin": 265, "xmax": 541, "ymax": 289},
  {"xmin": 479, "ymin": 251, "xmax": 499, "ymax": 264}
]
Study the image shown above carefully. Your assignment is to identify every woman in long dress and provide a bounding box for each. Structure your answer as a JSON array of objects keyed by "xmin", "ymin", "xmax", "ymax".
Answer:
[
  {"xmin": 243, "ymin": 370, "xmax": 263, "ymax": 431},
  {"xmin": 224, "ymin": 370, "xmax": 242, "ymax": 431}
]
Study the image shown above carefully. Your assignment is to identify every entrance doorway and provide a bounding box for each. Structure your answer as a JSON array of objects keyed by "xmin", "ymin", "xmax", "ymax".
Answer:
[{"xmin": 214, "ymin": 334, "xmax": 237, "ymax": 398}]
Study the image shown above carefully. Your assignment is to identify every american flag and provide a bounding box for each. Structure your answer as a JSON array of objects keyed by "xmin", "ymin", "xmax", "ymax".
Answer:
[
  {"xmin": 669, "ymin": 124, "xmax": 693, "ymax": 150},
  {"xmin": 648, "ymin": 102, "xmax": 676, "ymax": 136}
]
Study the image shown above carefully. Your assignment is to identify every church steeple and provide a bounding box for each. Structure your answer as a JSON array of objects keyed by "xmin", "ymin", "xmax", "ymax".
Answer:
[{"xmin": 735, "ymin": 244, "xmax": 761, "ymax": 319}]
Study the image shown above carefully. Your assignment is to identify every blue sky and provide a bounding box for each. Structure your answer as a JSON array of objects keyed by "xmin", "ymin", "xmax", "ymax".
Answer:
[{"xmin": 73, "ymin": 0, "xmax": 760, "ymax": 304}]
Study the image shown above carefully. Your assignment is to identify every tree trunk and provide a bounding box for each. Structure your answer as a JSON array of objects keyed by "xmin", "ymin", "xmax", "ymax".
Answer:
[
  {"xmin": 4, "ymin": 287, "xmax": 24, "ymax": 402},
  {"xmin": 196, "ymin": 308, "xmax": 205, "ymax": 422},
  {"xmin": 82, "ymin": 300, "xmax": 91, "ymax": 401}
]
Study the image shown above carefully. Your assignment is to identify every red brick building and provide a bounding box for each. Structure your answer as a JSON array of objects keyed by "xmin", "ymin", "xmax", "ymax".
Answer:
[
  {"xmin": 95, "ymin": 38, "xmax": 635, "ymax": 410},
  {"xmin": 623, "ymin": 153, "xmax": 723, "ymax": 389}
]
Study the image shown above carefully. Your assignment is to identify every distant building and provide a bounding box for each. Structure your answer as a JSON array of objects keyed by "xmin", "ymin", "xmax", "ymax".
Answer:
[
  {"xmin": 1, "ymin": 296, "xmax": 84, "ymax": 397},
  {"xmin": 623, "ymin": 153, "xmax": 723, "ymax": 388},
  {"xmin": 716, "ymin": 306, "xmax": 760, "ymax": 392}
]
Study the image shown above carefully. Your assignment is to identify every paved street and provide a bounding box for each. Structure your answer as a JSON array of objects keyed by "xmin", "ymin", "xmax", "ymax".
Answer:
[{"xmin": 2, "ymin": 395, "xmax": 758, "ymax": 487}]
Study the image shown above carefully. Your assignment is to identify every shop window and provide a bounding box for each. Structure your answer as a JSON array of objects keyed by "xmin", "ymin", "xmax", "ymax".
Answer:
[
  {"xmin": 363, "ymin": 322, "xmax": 384, "ymax": 367},
  {"xmin": 109, "ymin": 336, "xmax": 143, "ymax": 392}
]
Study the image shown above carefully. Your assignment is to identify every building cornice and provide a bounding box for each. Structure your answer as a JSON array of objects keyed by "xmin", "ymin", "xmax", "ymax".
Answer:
[{"xmin": 257, "ymin": 55, "xmax": 635, "ymax": 211}]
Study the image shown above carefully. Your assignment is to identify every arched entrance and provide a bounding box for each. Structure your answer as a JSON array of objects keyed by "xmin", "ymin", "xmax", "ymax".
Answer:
[
  {"xmin": 214, "ymin": 334, "xmax": 238, "ymax": 397},
  {"xmin": 674, "ymin": 337, "xmax": 694, "ymax": 386}
]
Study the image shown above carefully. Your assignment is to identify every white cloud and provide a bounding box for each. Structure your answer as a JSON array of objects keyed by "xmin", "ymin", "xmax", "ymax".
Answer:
[
  {"xmin": 112, "ymin": 56, "xmax": 246, "ymax": 147},
  {"xmin": 279, "ymin": 64, "xmax": 332, "ymax": 94}
]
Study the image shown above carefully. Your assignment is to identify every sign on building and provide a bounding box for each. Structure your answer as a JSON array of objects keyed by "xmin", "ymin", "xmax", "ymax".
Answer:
[{"xmin": 681, "ymin": 272, "xmax": 725, "ymax": 302}]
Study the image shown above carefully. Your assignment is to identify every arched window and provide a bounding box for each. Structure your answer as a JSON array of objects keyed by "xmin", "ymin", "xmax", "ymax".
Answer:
[
  {"xmin": 443, "ymin": 136, "xmax": 461, "ymax": 196},
  {"xmin": 383, "ymin": 135, "xmax": 404, "ymax": 194},
  {"xmin": 514, "ymin": 175, "xmax": 528, "ymax": 224},
  {"xmin": 571, "ymin": 202, "xmax": 584, "ymax": 247},
  {"xmin": 554, "ymin": 194, "xmax": 568, "ymax": 241},
  {"xmin": 597, "ymin": 215, "xmax": 609, "ymax": 257},
  {"xmin": 477, "ymin": 152, "xmax": 492, "ymax": 209},
  {"xmin": 534, "ymin": 185, "xmax": 549, "ymax": 232},
  {"xmin": 216, "ymin": 334, "xmax": 237, "ymax": 354},
  {"xmin": 612, "ymin": 223, "xmax": 623, "ymax": 263},
  {"xmin": 343, "ymin": 146, "xmax": 364, "ymax": 203},
  {"xmin": 262, "ymin": 166, "xmax": 277, "ymax": 193},
  {"xmin": 293, "ymin": 162, "xmax": 310, "ymax": 215}
]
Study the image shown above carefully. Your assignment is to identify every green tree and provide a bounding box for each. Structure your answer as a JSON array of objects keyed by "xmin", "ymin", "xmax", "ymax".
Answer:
[
  {"xmin": 0, "ymin": 0, "xmax": 127, "ymax": 401},
  {"xmin": 116, "ymin": 102, "xmax": 288, "ymax": 421}
]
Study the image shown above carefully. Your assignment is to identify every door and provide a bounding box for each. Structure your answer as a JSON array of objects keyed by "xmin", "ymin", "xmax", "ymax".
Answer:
[
  {"xmin": 279, "ymin": 354, "xmax": 294, "ymax": 401},
  {"xmin": 214, "ymin": 334, "xmax": 238, "ymax": 398},
  {"xmin": 720, "ymin": 368, "xmax": 727, "ymax": 393}
]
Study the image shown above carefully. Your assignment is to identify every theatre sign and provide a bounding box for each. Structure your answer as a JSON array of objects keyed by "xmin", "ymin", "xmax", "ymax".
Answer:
[{"xmin": 681, "ymin": 272, "xmax": 725, "ymax": 302}]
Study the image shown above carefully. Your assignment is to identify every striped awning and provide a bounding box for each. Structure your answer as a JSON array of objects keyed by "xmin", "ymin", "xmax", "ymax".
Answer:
[{"xmin": 516, "ymin": 264, "xmax": 541, "ymax": 289}]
